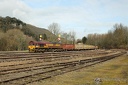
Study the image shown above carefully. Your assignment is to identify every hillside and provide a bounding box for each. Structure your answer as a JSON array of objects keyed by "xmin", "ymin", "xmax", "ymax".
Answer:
[
  {"xmin": 0, "ymin": 16, "xmax": 59, "ymax": 51},
  {"xmin": 26, "ymin": 24, "xmax": 56, "ymax": 41},
  {"xmin": 26, "ymin": 24, "xmax": 50, "ymax": 36},
  {"xmin": 0, "ymin": 16, "xmax": 56, "ymax": 41},
  {"xmin": 0, "ymin": 16, "xmax": 72, "ymax": 51}
]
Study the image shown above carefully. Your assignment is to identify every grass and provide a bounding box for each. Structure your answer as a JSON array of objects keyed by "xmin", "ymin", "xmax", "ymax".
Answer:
[{"xmin": 27, "ymin": 54, "xmax": 128, "ymax": 85}]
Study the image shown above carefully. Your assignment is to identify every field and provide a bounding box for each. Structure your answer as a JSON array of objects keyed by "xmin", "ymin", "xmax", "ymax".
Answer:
[{"xmin": 28, "ymin": 52, "xmax": 128, "ymax": 85}]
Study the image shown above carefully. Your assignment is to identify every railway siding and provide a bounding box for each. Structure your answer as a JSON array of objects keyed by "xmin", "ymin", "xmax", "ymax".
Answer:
[{"xmin": 0, "ymin": 50, "xmax": 126, "ymax": 85}]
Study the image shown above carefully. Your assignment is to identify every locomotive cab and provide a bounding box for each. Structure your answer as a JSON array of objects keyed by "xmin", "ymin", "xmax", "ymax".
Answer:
[
  {"xmin": 28, "ymin": 41, "xmax": 36, "ymax": 52},
  {"xmin": 28, "ymin": 40, "xmax": 63, "ymax": 52},
  {"xmin": 28, "ymin": 41, "xmax": 46, "ymax": 52}
]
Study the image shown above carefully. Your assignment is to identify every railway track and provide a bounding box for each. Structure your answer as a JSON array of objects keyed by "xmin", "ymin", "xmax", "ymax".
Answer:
[
  {"xmin": 0, "ymin": 50, "xmax": 126, "ymax": 85},
  {"xmin": 0, "ymin": 50, "xmax": 117, "ymax": 65},
  {"xmin": 0, "ymin": 50, "xmax": 110, "ymax": 67},
  {"xmin": 0, "ymin": 50, "xmax": 110, "ymax": 74},
  {"xmin": 0, "ymin": 50, "xmax": 110, "ymax": 61}
]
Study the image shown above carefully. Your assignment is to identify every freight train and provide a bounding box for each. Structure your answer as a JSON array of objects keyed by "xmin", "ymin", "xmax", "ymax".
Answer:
[{"xmin": 28, "ymin": 41, "xmax": 98, "ymax": 52}]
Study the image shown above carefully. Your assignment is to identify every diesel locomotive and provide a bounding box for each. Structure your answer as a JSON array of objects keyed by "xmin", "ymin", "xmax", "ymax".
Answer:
[{"xmin": 28, "ymin": 40, "xmax": 98, "ymax": 52}]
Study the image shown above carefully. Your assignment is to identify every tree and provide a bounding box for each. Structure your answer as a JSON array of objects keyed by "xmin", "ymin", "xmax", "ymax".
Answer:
[
  {"xmin": 0, "ymin": 30, "xmax": 4, "ymax": 39},
  {"xmin": 0, "ymin": 37, "xmax": 7, "ymax": 51},
  {"xmin": 82, "ymin": 36, "xmax": 87, "ymax": 44},
  {"xmin": 5, "ymin": 29, "xmax": 27, "ymax": 50},
  {"xmin": 68, "ymin": 31, "xmax": 76, "ymax": 44},
  {"xmin": 48, "ymin": 23, "xmax": 60, "ymax": 36},
  {"xmin": 61, "ymin": 32, "xmax": 69, "ymax": 44},
  {"xmin": 48, "ymin": 23, "xmax": 61, "ymax": 42},
  {"xmin": 112, "ymin": 23, "xmax": 128, "ymax": 48},
  {"xmin": 43, "ymin": 33, "xmax": 47, "ymax": 40}
]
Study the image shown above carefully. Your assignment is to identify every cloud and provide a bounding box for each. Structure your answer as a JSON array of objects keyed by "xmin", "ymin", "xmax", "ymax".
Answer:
[
  {"xmin": 0, "ymin": 0, "xmax": 31, "ymax": 21},
  {"xmin": 0, "ymin": 0, "xmax": 128, "ymax": 38}
]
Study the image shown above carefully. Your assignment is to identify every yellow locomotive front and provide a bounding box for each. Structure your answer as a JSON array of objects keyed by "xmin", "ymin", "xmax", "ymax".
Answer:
[
  {"xmin": 28, "ymin": 41, "xmax": 62, "ymax": 52},
  {"xmin": 28, "ymin": 41, "xmax": 36, "ymax": 52},
  {"xmin": 28, "ymin": 41, "xmax": 43, "ymax": 52}
]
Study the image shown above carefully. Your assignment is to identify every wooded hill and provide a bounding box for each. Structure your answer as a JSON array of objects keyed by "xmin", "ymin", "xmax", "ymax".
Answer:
[
  {"xmin": 0, "ymin": 16, "xmax": 57, "ymax": 51},
  {"xmin": 0, "ymin": 16, "xmax": 55, "ymax": 41}
]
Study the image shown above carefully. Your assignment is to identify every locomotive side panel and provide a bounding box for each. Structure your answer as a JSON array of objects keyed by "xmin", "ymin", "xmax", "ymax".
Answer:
[{"xmin": 45, "ymin": 43, "xmax": 62, "ymax": 49}]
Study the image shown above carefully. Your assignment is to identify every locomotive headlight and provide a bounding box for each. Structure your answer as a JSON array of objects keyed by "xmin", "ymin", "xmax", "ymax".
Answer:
[{"xmin": 36, "ymin": 46, "xmax": 39, "ymax": 47}]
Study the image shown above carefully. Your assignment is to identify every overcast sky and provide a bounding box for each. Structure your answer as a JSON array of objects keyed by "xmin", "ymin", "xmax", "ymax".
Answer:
[{"xmin": 0, "ymin": 0, "xmax": 128, "ymax": 39}]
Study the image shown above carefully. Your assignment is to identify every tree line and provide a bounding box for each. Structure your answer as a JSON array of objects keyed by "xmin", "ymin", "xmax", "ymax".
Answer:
[
  {"xmin": 86, "ymin": 23, "xmax": 128, "ymax": 49},
  {"xmin": 0, "ymin": 17, "xmax": 127, "ymax": 51}
]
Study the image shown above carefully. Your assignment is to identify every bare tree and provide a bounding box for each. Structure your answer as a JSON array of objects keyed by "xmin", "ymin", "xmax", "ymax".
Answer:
[
  {"xmin": 48, "ymin": 23, "xmax": 60, "ymax": 36},
  {"xmin": 68, "ymin": 31, "xmax": 76, "ymax": 44},
  {"xmin": 61, "ymin": 32, "xmax": 69, "ymax": 44},
  {"xmin": 48, "ymin": 23, "xmax": 61, "ymax": 42}
]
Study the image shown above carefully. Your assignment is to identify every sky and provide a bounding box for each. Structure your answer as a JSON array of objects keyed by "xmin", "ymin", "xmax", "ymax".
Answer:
[{"xmin": 0, "ymin": 0, "xmax": 128, "ymax": 39}]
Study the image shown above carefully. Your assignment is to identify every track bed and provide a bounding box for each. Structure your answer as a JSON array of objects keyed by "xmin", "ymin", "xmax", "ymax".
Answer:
[{"xmin": 0, "ymin": 50, "xmax": 126, "ymax": 85}]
